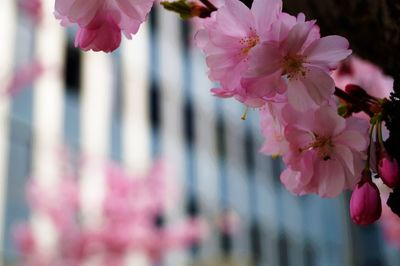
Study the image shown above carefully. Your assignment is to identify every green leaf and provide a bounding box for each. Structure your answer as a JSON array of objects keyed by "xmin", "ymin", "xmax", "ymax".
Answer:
[{"xmin": 337, "ymin": 104, "xmax": 349, "ymax": 117}]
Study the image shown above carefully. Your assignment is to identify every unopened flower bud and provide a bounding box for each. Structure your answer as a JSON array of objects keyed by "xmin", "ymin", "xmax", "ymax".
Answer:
[
  {"xmin": 350, "ymin": 178, "xmax": 382, "ymax": 225},
  {"xmin": 378, "ymin": 152, "xmax": 400, "ymax": 188},
  {"xmin": 345, "ymin": 84, "xmax": 369, "ymax": 99}
]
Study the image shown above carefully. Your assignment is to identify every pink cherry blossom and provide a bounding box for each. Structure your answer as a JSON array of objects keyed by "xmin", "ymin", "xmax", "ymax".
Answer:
[
  {"xmin": 350, "ymin": 176, "xmax": 382, "ymax": 225},
  {"xmin": 195, "ymin": 0, "xmax": 282, "ymax": 106},
  {"xmin": 54, "ymin": 0, "xmax": 155, "ymax": 52},
  {"xmin": 281, "ymin": 106, "xmax": 368, "ymax": 197},
  {"xmin": 245, "ymin": 18, "xmax": 352, "ymax": 111}
]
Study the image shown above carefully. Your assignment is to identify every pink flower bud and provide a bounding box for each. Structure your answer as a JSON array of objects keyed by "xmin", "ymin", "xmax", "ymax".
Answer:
[
  {"xmin": 345, "ymin": 84, "xmax": 368, "ymax": 99},
  {"xmin": 378, "ymin": 152, "xmax": 400, "ymax": 188},
  {"xmin": 350, "ymin": 180, "xmax": 382, "ymax": 225}
]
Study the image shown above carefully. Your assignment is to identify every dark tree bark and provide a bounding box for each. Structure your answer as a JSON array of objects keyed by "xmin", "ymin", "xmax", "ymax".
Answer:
[{"xmin": 283, "ymin": 0, "xmax": 400, "ymax": 89}]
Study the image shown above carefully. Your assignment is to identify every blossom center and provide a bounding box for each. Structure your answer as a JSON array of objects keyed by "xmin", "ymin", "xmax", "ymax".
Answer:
[
  {"xmin": 300, "ymin": 135, "xmax": 333, "ymax": 160},
  {"xmin": 283, "ymin": 55, "xmax": 306, "ymax": 79},
  {"xmin": 240, "ymin": 29, "xmax": 260, "ymax": 56}
]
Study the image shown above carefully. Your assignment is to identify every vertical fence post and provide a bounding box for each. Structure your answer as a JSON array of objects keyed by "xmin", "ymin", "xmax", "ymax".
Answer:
[
  {"xmin": 157, "ymin": 7, "xmax": 189, "ymax": 266},
  {"xmin": 31, "ymin": 0, "xmax": 66, "ymax": 258},
  {"xmin": 80, "ymin": 51, "xmax": 113, "ymax": 264},
  {"xmin": 0, "ymin": 0, "xmax": 16, "ymax": 262},
  {"xmin": 121, "ymin": 24, "xmax": 152, "ymax": 265}
]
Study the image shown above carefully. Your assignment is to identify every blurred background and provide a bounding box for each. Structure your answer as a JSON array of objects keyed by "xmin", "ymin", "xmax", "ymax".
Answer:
[{"xmin": 0, "ymin": 0, "xmax": 399, "ymax": 265}]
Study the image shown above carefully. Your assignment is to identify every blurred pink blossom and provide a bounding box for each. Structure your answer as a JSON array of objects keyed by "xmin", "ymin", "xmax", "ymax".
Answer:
[
  {"xmin": 3, "ymin": 61, "xmax": 44, "ymax": 97},
  {"xmin": 14, "ymin": 160, "xmax": 206, "ymax": 264},
  {"xmin": 26, "ymin": 176, "xmax": 79, "ymax": 230},
  {"xmin": 18, "ymin": 0, "xmax": 42, "ymax": 24},
  {"xmin": 333, "ymin": 56, "xmax": 393, "ymax": 99},
  {"xmin": 217, "ymin": 209, "xmax": 240, "ymax": 235}
]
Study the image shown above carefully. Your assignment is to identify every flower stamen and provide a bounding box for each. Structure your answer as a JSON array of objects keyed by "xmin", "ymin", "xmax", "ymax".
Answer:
[
  {"xmin": 299, "ymin": 135, "xmax": 334, "ymax": 160},
  {"xmin": 240, "ymin": 28, "xmax": 259, "ymax": 56},
  {"xmin": 283, "ymin": 55, "xmax": 306, "ymax": 79}
]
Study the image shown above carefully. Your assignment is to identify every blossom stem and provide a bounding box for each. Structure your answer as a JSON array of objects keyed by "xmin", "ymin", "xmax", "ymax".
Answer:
[
  {"xmin": 376, "ymin": 121, "xmax": 384, "ymax": 148},
  {"xmin": 364, "ymin": 123, "xmax": 376, "ymax": 175},
  {"xmin": 334, "ymin": 87, "xmax": 374, "ymax": 117},
  {"xmin": 199, "ymin": 0, "xmax": 217, "ymax": 12}
]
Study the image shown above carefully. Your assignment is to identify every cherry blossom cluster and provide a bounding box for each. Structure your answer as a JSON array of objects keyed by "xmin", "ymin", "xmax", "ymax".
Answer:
[
  {"xmin": 194, "ymin": 0, "xmax": 400, "ymax": 225},
  {"xmin": 50, "ymin": 0, "xmax": 400, "ymax": 226},
  {"xmin": 14, "ymin": 161, "xmax": 205, "ymax": 265},
  {"xmin": 196, "ymin": 0, "xmax": 364, "ymax": 194}
]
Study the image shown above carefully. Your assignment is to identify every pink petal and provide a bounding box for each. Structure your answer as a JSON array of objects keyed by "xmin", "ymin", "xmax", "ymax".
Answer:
[
  {"xmin": 334, "ymin": 130, "xmax": 368, "ymax": 152},
  {"xmin": 116, "ymin": 0, "xmax": 153, "ymax": 22},
  {"xmin": 344, "ymin": 116, "xmax": 369, "ymax": 135},
  {"xmin": 284, "ymin": 126, "xmax": 313, "ymax": 151},
  {"xmin": 246, "ymin": 43, "xmax": 283, "ymax": 77},
  {"xmin": 284, "ymin": 21, "xmax": 315, "ymax": 55},
  {"xmin": 194, "ymin": 29, "xmax": 209, "ymax": 50},
  {"xmin": 251, "ymin": 0, "xmax": 282, "ymax": 39},
  {"xmin": 287, "ymin": 77, "xmax": 318, "ymax": 111},
  {"xmin": 211, "ymin": 33, "xmax": 245, "ymax": 49},
  {"xmin": 304, "ymin": 36, "xmax": 352, "ymax": 68},
  {"xmin": 313, "ymin": 106, "xmax": 346, "ymax": 136},
  {"xmin": 316, "ymin": 160, "xmax": 345, "ymax": 197},
  {"xmin": 333, "ymin": 144, "xmax": 355, "ymax": 175},
  {"xmin": 241, "ymin": 71, "xmax": 285, "ymax": 99},
  {"xmin": 75, "ymin": 13, "xmax": 122, "ymax": 53},
  {"xmin": 216, "ymin": 0, "xmax": 254, "ymax": 37},
  {"xmin": 300, "ymin": 66, "xmax": 335, "ymax": 105},
  {"xmin": 211, "ymin": 87, "xmax": 235, "ymax": 98},
  {"xmin": 69, "ymin": 0, "xmax": 100, "ymax": 26},
  {"xmin": 280, "ymin": 168, "xmax": 302, "ymax": 194},
  {"xmin": 206, "ymin": 52, "xmax": 241, "ymax": 70}
]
